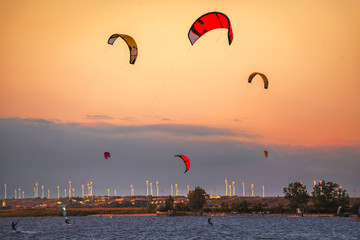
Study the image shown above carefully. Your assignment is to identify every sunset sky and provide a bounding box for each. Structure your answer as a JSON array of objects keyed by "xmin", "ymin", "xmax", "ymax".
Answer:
[{"xmin": 1, "ymin": 0, "xmax": 359, "ymax": 198}]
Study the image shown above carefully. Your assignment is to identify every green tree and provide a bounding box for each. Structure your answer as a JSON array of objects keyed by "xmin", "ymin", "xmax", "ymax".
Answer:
[
  {"xmin": 221, "ymin": 202, "xmax": 230, "ymax": 212},
  {"xmin": 283, "ymin": 182, "xmax": 310, "ymax": 209},
  {"xmin": 230, "ymin": 200, "xmax": 249, "ymax": 213},
  {"xmin": 312, "ymin": 180, "xmax": 350, "ymax": 213},
  {"xmin": 175, "ymin": 201, "xmax": 188, "ymax": 211},
  {"xmin": 230, "ymin": 202, "xmax": 240, "ymax": 213},
  {"xmin": 272, "ymin": 203, "xmax": 284, "ymax": 214},
  {"xmin": 163, "ymin": 196, "xmax": 174, "ymax": 211},
  {"xmin": 239, "ymin": 200, "xmax": 249, "ymax": 213},
  {"xmin": 147, "ymin": 203, "xmax": 157, "ymax": 213},
  {"xmin": 251, "ymin": 203, "xmax": 263, "ymax": 212},
  {"xmin": 187, "ymin": 186, "xmax": 208, "ymax": 213}
]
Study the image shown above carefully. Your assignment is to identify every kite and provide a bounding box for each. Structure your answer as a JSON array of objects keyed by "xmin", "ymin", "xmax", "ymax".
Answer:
[
  {"xmin": 188, "ymin": 12, "xmax": 233, "ymax": 45},
  {"xmin": 264, "ymin": 151, "xmax": 268, "ymax": 158},
  {"xmin": 208, "ymin": 218, "xmax": 213, "ymax": 226},
  {"xmin": 248, "ymin": 72, "xmax": 269, "ymax": 89},
  {"xmin": 174, "ymin": 155, "xmax": 191, "ymax": 174},
  {"xmin": 108, "ymin": 34, "xmax": 138, "ymax": 64},
  {"xmin": 104, "ymin": 152, "xmax": 111, "ymax": 159}
]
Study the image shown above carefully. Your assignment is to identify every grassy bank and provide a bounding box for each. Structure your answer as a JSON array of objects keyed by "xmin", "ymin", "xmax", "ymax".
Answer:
[
  {"xmin": 2, "ymin": 208, "xmax": 357, "ymax": 218},
  {"xmin": 0, "ymin": 207, "xmax": 150, "ymax": 218}
]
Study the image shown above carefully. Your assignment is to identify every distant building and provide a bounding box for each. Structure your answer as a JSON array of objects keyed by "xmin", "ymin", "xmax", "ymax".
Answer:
[{"xmin": 210, "ymin": 195, "xmax": 221, "ymax": 199}]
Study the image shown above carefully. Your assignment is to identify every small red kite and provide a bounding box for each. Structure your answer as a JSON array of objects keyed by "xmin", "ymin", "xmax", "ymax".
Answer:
[{"xmin": 104, "ymin": 152, "xmax": 111, "ymax": 159}]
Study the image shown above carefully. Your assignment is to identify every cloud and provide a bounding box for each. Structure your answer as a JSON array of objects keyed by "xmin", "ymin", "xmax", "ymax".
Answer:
[
  {"xmin": 0, "ymin": 117, "xmax": 359, "ymax": 198},
  {"xmin": 85, "ymin": 115, "xmax": 113, "ymax": 120},
  {"xmin": 81, "ymin": 123, "xmax": 255, "ymax": 140},
  {"xmin": 23, "ymin": 118, "xmax": 55, "ymax": 124},
  {"xmin": 120, "ymin": 117, "xmax": 136, "ymax": 122}
]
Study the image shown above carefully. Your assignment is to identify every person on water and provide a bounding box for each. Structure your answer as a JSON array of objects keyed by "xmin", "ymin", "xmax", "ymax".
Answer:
[
  {"xmin": 11, "ymin": 221, "xmax": 18, "ymax": 231},
  {"xmin": 208, "ymin": 218, "xmax": 213, "ymax": 226},
  {"xmin": 65, "ymin": 217, "xmax": 70, "ymax": 224}
]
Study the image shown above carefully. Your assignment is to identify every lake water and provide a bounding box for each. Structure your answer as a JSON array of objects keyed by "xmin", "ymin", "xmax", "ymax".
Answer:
[{"xmin": 0, "ymin": 216, "xmax": 359, "ymax": 239}]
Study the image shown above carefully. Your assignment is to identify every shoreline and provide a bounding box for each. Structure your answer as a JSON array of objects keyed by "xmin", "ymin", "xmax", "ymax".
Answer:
[
  {"xmin": 88, "ymin": 213, "xmax": 157, "ymax": 217},
  {"xmin": 0, "ymin": 208, "xmax": 357, "ymax": 218}
]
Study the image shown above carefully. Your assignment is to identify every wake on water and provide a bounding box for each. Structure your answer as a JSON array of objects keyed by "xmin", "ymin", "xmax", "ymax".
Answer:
[{"xmin": 13, "ymin": 230, "xmax": 39, "ymax": 234}]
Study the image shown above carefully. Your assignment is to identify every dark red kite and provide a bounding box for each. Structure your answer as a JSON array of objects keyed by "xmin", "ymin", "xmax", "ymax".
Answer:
[
  {"xmin": 264, "ymin": 151, "xmax": 268, "ymax": 158},
  {"xmin": 104, "ymin": 152, "xmax": 111, "ymax": 159},
  {"xmin": 188, "ymin": 12, "xmax": 233, "ymax": 45},
  {"xmin": 174, "ymin": 155, "xmax": 190, "ymax": 174}
]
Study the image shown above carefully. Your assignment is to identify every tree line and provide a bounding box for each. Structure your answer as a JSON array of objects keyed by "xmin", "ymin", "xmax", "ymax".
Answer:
[
  {"xmin": 154, "ymin": 182, "xmax": 359, "ymax": 216},
  {"xmin": 283, "ymin": 180, "xmax": 357, "ymax": 215}
]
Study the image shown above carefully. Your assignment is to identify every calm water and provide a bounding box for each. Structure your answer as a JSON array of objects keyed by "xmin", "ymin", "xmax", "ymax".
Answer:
[{"xmin": 0, "ymin": 216, "xmax": 359, "ymax": 240}]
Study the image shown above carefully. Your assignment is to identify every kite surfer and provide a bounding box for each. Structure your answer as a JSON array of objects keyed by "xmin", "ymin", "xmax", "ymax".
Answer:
[
  {"xmin": 208, "ymin": 218, "xmax": 213, "ymax": 226},
  {"xmin": 65, "ymin": 217, "xmax": 70, "ymax": 224},
  {"xmin": 11, "ymin": 221, "xmax": 18, "ymax": 232}
]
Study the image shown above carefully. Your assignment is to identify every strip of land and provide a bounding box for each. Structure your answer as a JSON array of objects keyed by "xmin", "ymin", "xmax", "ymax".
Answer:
[{"xmin": 1, "ymin": 196, "xmax": 359, "ymax": 218}]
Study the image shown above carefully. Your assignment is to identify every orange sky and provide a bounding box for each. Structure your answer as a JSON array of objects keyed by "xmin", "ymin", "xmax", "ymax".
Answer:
[{"xmin": 1, "ymin": 0, "xmax": 360, "ymax": 147}]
